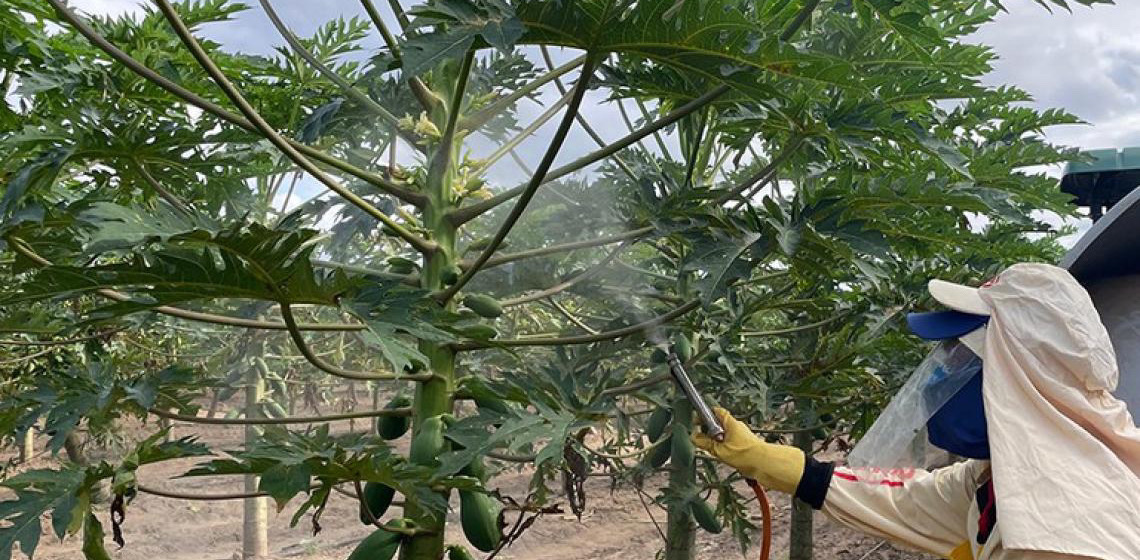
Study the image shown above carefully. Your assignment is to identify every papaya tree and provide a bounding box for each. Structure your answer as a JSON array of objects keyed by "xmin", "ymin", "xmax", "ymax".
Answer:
[{"xmin": 0, "ymin": 1, "xmax": 1098, "ymax": 560}]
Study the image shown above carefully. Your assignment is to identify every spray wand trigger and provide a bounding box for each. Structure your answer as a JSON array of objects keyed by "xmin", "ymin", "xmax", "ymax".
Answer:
[{"xmin": 666, "ymin": 351, "xmax": 725, "ymax": 442}]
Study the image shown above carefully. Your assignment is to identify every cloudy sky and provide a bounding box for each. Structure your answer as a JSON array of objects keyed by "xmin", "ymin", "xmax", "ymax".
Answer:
[{"xmin": 70, "ymin": 0, "xmax": 1140, "ymax": 212}]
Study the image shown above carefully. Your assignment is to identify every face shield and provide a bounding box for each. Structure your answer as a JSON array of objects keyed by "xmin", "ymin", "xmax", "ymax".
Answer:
[{"xmin": 847, "ymin": 310, "xmax": 988, "ymax": 470}]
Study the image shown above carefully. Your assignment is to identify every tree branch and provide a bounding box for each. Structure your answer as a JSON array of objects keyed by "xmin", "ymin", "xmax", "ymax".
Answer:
[
  {"xmin": 449, "ymin": 84, "xmax": 730, "ymax": 225},
  {"xmin": 500, "ymin": 242, "xmax": 628, "ymax": 308},
  {"xmin": 154, "ymin": 0, "xmax": 436, "ymax": 254},
  {"xmin": 461, "ymin": 54, "xmax": 587, "ymax": 132},
  {"xmin": 437, "ymin": 55, "xmax": 600, "ymax": 302},
  {"xmin": 134, "ymin": 158, "xmax": 192, "ymax": 214},
  {"xmin": 633, "ymin": 98, "xmax": 674, "ymax": 161},
  {"xmin": 259, "ymin": 0, "xmax": 416, "ymax": 145},
  {"xmin": 487, "ymin": 450, "xmax": 537, "ymax": 463},
  {"xmin": 311, "ymin": 259, "xmax": 416, "ymax": 283},
  {"xmin": 781, "ymin": 0, "xmax": 823, "ymax": 42},
  {"xmin": 148, "ymin": 406, "xmax": 412, "ymax": 425},
  {"xmin": 545, "ymin": 299, "xmax": 598, "ymax": 334},
  {"xmin": 473, "ymin": 88, "xmax": 574, "ymax": 176},
  {"xmin": 538, "ymin": 47, "xmax": 635, "ymax": 181},
  {"xmin": 0, "ymin": 347, "xmax": 57, "ymax": 366},
  {"xmin": 7, "ymin": 236, "xmax": 364, "ymax": 332},
  {"xmin": 358, "ymin": 0, "xmax": 439, "ymax": 111},
  {"xmin": 599, "ymin": 372, "xmax": 670, "ymax": 397},
  {"xmin": 715, "ymin": 135, "xmax": 804, "ymax": 204},
  {"xmin": 46, "ymin": 0, "xmax": 426, "ymax": 207},
  {"xmin": 386, "ymin": 0, "xmax": 410, "ymax": 29},
  {"xmin": 138, "ymin": 482, "xmax": 332, "ymax": 501},
  {"xmin": 614, "ymin": 260, "xmax": 673, "ymax": 282},
  {"xmin": 459, "ymin": 227, "xmax": 653, "ymax": 271},
  {"xmin": 738, "ymin": 312, "xmax": 851, "ymax": 338},
  {"xmin": 280, "ymin": 303, "xmax": 432, "ymax": 381},
  {"xmin": 455, "ymin": 299, "xmax": 699, "ymax": 350}
]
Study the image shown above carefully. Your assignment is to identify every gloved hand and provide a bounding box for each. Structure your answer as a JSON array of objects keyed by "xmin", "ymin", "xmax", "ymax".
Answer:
[{"xmin": 691, "ymin": 408, "xmax": 806, "ymax": 494}]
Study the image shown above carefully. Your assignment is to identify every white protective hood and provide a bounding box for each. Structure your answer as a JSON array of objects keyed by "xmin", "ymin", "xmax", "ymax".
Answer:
[{"xmin": 978, "ymin": 263, "xmax": 1140, "ymax": 558}]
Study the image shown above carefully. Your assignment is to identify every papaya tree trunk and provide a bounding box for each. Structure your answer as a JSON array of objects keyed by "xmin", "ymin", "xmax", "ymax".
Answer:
[
  {"xmin": 789, "ymin": 429, "xmax": 814, "ymax": 560},
  {"xmin": 399, "ymin": 74, "xmax": 462, "ymax": 559},
  {"xmin": 63, "ymin": 432, "xmax": 86, "ymax": 464},
  {"xmin": 664, "ymin": 397, "xmax": 696, "ymax": 560},
  {"xmin": 19, "ymin": 425, "xmax": 34, "ymax": 464},
  {"xmin": 243, "ymin": 353, "xmax": 269, "ymax": 560}
]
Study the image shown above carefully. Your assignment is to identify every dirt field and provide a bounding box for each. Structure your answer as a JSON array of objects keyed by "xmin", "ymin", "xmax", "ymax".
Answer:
[{"xmin": 16, "ymin": 417, "xmax": 935, "ymax": 560}]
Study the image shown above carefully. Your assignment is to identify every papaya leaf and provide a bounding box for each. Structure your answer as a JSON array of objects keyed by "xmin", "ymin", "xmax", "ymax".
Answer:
[
  {"xmin": 342, "ymin": 282, "xmax": 454, "ymax": 373},
  {"xmin": 685, "ymin": 232, "xmax": 765, "ymax": 307},
  {"xmin": 77, "ymin": 202, "xmax": 220, "ymax": 254},
  {"xmin": 0, "ymin": 146, "xmax": 75, "ymax": 226},
  {"xmin": 402, "ymin": 0, "xmax": 524, "ymax": 77},
  {"xmin": 297, "ymin": 98, "xmax": 345, "ymax": 144},
  {"xmin": 3, "ymin": 222, "xmax": 355, "ymax": 317},
  {"xmin": 0, "ymin": 466, "xmax": 87, "ymax": 560}
]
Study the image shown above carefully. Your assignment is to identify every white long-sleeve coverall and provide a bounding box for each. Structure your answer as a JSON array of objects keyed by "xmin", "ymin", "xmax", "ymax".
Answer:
[{"xmin": 820, "ymin": 460, "xmax": 1088, "ymax": 560}]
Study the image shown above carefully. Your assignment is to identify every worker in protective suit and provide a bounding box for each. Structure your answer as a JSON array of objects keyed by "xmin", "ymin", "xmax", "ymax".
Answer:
[{"xmin": 694, "ymin": 263, "xmax": 1140, "ymax": 560}]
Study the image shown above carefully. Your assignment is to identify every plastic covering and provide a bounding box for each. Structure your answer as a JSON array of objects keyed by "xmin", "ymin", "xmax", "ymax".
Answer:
[{"xmin": 847, "ymin": 341, "xmax": 982, "ymax": 469}]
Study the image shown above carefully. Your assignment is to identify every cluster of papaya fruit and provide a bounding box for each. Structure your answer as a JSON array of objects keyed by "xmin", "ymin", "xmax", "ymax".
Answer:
[
  {"xmin": 640, "ymin": 405, "xmax": 723, "ymax": 535},
  {"xmin": 349, "ymin": 395, "xmax": 507, "ymax": 560}
]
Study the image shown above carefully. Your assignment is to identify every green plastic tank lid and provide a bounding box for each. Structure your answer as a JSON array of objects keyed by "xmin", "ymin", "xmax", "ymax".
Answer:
[
  {"xmin": 1060, "ymin": 147, "xmax": 1140, "ymax": 214},
  {"xmin": 1063, "ymin": 147, "xmax": 1140, "ymax": 175}
]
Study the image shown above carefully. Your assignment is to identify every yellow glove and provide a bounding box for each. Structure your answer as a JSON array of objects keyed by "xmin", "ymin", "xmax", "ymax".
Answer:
[{"xmin": 691, "ymin": 408, "xmax": 806, "ymax": 494}]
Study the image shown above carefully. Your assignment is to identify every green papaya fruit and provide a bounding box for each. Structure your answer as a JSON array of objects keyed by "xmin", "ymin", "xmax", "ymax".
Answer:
[
  {"xmin": 463, "ymin": 294, "xmax": 503, "ymax": 318},
  {"xmin": 409, "ymin": 415, "xmax": 446, "ymax": 465},
  {"xmin": 357, "ymin": 482, "xmax": 396, "ymax": 525},
  {"xmin": 673, "ymin": 335, "xmax": 693, "ymax": 362},
  {"xmin": 690, "ymin": 498, "xmax": 722, "ymax": 534},
  {"xmin": 448, "ymin": 545, "xmax": 477, "ymax": 560},
  {"xmin": 376, "ymin": 396, "xmax": 412, "ymax": 440},
  {"xmin": 466, "ymin": 237, "xmax": 494, "ymax": 252},
  {"xmin": 646, "ymin": 407, "xmax": 672, "ymax": 442},
  {"xmin": 268, "ymin": 379, "xmax": 288, "ymax": 399},
  {"xmin": 473, "ymin": 394, "xmax": 510, "ymax": 415},
  {"xmin": 441, "ymin": 264, "xmax": 462, "ymax": 285},
  {"xmin": 263, "ymin": 401, "xmax": 288, "ymax": 419},
  {"xmin": 460, "ymin": 324, "xmax": 499, "ymax": 340},
  {"xmin": 647, "ymin": 435, "xmax": 672, "ymax": 468},
  {"xmin": 387, "ymin": 257, "xmax": 417, "ymax": 274},
  {"xmin": 346, "ymin": 522, "xmax": 404, "ymax": 560},
  {"xmin": 671, "ymin": 424, "xmax": 695, "ymax": 465},
  {"xmin": 459, "ymin": 490, "xmax": 503, "ymax": 552},
  {"xmin": 459, "ymin": 455, "xmax": 487, "ymax": 482}
]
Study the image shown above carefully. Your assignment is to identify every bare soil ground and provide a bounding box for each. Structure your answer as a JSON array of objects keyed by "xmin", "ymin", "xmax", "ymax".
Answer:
[{"xmin": 13, "ymin": 415, "xmax": 935, "ymax": 560}]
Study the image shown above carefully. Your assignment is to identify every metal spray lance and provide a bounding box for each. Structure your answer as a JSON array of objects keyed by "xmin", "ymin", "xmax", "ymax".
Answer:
[{"xmin": 665, "ymin": 350, "xmax": 725, "ymax": 442}]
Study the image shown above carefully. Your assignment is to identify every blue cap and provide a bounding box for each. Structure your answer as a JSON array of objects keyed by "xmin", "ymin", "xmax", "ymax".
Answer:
[{"xmin": 907, "ymin": 310, "xmax": 989, "ymax": 340}]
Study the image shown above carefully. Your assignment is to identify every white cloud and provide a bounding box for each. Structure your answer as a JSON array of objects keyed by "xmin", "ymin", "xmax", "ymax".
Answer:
[
  {"xmin": 72, "ymin": 0, "xmax": 142, "ymax": 16},
  {"xmin": 971, "ymin": 1, "xmax": 1140, "ymax": 150}
]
